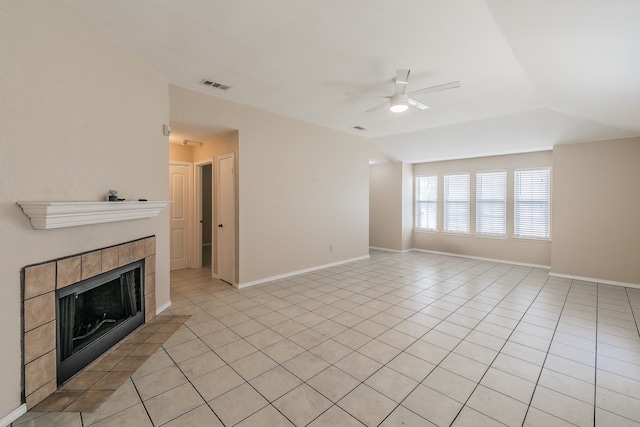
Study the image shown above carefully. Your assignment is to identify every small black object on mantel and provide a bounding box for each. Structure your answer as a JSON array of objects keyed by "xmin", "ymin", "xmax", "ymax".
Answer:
[
  {"xmin": 107, "ymin": 190, "xmax": 118, "ymax": 201},
  {"xmin": 138, "ymin": 199, "xmax": 147, "ymax": 202}
]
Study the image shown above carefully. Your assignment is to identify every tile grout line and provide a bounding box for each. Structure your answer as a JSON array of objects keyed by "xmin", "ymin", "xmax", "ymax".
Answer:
[
  {"xmin": 129, "ymin": 374, "xmax": 155, "ymax": 427},
  {"xmin": 192, "ymin": 257, "xmax": 591, "ymax": 426},
  {"xmin": 592, "ymin": 286, "xmax": 640, "ymax": 425},
  {"xmin": 266, "ymin": 256, "xmax": 499, "ymax": 426},
  {"xmin": 594, "ymin": 283, "xmax": 599, "ymax": 427},
  {"xmin": 178, "ymin": 288, "xmax": 299, "ymax": 426},
  {"xmin": 371, "ymin": 263, "xmax": 538, "ymax": 426},
  {"xmin": 624, "ymin": 287, "xmax": 640, "ymax": 348},
  {"xmin": 442, "ymin": 270, "xmax": 563, "ymax": 426},
  {"xmin": 158, "ymin": 261, "xmax": 634, "ymax": 425},
  {"xmin": 312, "ymin": 258, "xmax": 502, "ymax": 426},
  {"xmin": 157, "ymin": 339, "xmax": 230, "ymax": 427},
  {"xmin": 175, "ymin": 291, "xmax": 269, "ymax": 425},
  {"xmin": 518, "ymin": 278, "xmax": 575, "ymax": 427},
  {"xmin": 145, "ymin": 256, "xmax": 637, "ymax": 426}
]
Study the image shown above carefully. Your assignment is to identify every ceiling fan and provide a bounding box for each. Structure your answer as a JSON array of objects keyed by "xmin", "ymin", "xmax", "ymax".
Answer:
[{"xmin": 346, "ymin": 69, "xmax": 460, "ymax": 113}]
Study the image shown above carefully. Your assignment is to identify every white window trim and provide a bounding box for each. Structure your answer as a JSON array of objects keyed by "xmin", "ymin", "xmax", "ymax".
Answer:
[
  {"xmin": 414, "ymin": 228, "xmax": 440, "ymax": 234},
  {"xmin": 514, "ymin": 167, "xmax": 552, "ymax": 241},
  {"xmin": 475, "ymin": 233, "xmax": 508, "ymax": 240},
  {"xmin": 512, "ymin": 236, "xmax": 553, "ymax": 243}
]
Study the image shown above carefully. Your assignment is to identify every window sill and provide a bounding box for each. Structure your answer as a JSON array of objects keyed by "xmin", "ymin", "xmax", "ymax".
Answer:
[
  {"xmin": 512, "ymin": 236, "xmax": 552, "ymax": 243},
  {"xmin": 442, "ymin": 231, "xmax": 471, "ymax": 237},
  {"xmin": 414, "ymin": 228, "xmax": 438, "ymax": 234},
  {"xmin": 474, "ymin": 234, "xmax": 508, "ymax": 240}
]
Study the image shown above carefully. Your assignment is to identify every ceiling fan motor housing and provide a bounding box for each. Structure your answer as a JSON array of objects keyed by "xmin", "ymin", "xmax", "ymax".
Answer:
[{"xmin": 390, "ymin": 93, "xmax": 409, "ymax": 112}]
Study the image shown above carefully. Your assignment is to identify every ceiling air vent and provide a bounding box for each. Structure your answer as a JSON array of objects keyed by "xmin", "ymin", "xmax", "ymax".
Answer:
[
  {"xmin": 200, "ymin": 79, "xmax": 231, "ymax": 91},
  {"xmin": 353, "ymin": 126, "xmax": 367, "ymax": 131}
]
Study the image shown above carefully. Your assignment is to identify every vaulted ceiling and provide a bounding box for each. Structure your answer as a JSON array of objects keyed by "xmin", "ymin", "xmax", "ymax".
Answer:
[{"xmin": 69, "ymin": 0, "xmax": 640, "ymax": 162}]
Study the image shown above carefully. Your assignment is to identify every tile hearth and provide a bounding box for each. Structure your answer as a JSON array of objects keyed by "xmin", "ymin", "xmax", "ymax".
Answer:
[{"xmin": 30, "ymin": 315, "xmax": 189, "ymax": 413}]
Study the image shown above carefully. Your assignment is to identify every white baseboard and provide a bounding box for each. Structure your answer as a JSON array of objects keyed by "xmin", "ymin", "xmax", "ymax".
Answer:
[
  {"xmin": 156, "ymin": 300, "xmax": 172, "ymax": 315},
  {"xmin": 411, "ymin": 248, "xmax": 551, "ymax": 269},
  {"xmin": 238, "ymin": 255, "xmax": 370, "ymax": 289},
  {"xmin": 0, "ymin": 404, "xmax": 27, "ymax": 427},
  {"xmin": 369, "ymin": 246, "xmax": 412, "ymax": 254},
  {"xmin": 549, "ymin": 272, "xmax": 640, "ymax": 289}
]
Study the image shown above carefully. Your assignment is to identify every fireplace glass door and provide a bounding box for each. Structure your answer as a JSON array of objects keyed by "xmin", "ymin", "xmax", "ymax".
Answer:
[{"xmin": 56, "ymin": 260, "xmax": 144, "ymax": 384}]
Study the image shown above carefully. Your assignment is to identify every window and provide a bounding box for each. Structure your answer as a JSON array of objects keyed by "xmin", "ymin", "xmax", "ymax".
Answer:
[
  {"xmin": 444, "ymin": 173, "xmax": 470, "ymax": 234},
  {"xmin": 514, "ymin": 168, "xmax": 551, "ymax": 239},
  {"xmin": 476, "ymin": 171, "xmax": 507, "ymax": 236},
  {"xmin": 415, "ymin": 175, "xmax": 437, "ymax": 231}
]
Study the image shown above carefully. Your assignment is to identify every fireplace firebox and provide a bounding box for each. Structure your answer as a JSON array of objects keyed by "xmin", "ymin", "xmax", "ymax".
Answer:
[{"xmin": 56, "ymin": 260, "xmax": 144, "ymax": 385}]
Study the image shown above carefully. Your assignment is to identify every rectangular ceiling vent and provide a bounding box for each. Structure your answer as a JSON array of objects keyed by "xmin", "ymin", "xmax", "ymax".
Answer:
[
  {"xmin": 201, "ymin": 79, "xmax": 231, "ymax": 91},
  {"xmin": 353, "ymin": 126, "xmax": 367, "ymax": 131}
]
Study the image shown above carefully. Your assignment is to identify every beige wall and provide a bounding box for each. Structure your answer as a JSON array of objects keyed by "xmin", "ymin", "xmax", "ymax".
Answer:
[
  {"xmin": 192, "ymin": 131, "xmax": 239, "ymax": 162},
  {"xmin": 551, "ymin": 138, "xmax": 640, "ymax": 284},
  {"xmin": 401, "ymin": 163, "xmax": 414, "ymax": 251},
  {"xmin": 412, "ymin": 151, "xmax": 553, "ymax": 266},
  {"xmin": 369, "ymin": 163, "xmax": 404, "ymax": 251},
  {"xmin": 369, "ymin": 162, "xmax": 414, "ymax": 252},
  {"xmin": 169, "ymin": 144, "xmax": 194, "ymax": 162},
  {"xmin": 170, "ymin": 86, "xmax": 371, "ymax": 284},
  {"xmin": 0, "ymin": 0, "xmax": 170, "ymax": 419}
]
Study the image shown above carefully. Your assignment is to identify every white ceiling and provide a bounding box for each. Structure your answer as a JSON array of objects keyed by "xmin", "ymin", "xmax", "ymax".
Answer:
[{"xmin": 69, "ymin": 0, "xmax": 640, "ymax": 162}]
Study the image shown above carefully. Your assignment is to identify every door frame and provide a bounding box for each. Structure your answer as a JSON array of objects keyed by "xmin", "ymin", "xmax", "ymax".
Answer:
[
  {"xmin": 217, "ymin": 153, "xmax": 236, "ymax": 285},
  {"xmin": 193, "ymin": 158, "xmax": 214, "ymax": 272},
  {"xmin": 169, "ymin": 161, "xmax": 193, "ymax": 271}
]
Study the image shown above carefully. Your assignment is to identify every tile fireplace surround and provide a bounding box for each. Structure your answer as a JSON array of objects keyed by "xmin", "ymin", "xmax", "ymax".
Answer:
[{"xmin": 21, "ymin": 236, "xmax": 158, "ymax": 409}]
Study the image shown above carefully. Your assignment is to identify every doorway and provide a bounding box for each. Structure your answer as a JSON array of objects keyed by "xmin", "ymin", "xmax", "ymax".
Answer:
[
  {"xmin": 193, "ymin": 160, "xmax": 213, "ymax": 271},
  {"xmin": 171, "ymin": 150, "xmax": 235, "ymax": 282},
  {"xmin": 200, "ymin": 163, "xmax": 213, "ymax": 269}
]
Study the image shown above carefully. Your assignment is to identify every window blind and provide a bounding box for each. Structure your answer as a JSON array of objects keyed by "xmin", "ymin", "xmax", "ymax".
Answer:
[
  {"xmin": 444, "ymin": 173, "xmax": 469, "ymax": 234},
  {"xmin": 514, "ymin": 168, "xmax": 551, "ymax": 239},
  {"xmin": 415, "ymin": 175, "xmax": 437, "ymax": 231},
  {"xmin": 476, "ymin": 171, "xmax": 507, "ymax": 236}
]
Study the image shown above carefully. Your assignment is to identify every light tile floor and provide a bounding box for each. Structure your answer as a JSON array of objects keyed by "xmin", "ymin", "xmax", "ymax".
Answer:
[{"xmin": 13, "ymin": 250, "xmax": 640, "ymax": 426}]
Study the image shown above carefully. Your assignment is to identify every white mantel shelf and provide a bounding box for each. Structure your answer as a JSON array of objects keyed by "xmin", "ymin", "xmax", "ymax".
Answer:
[{"xmin": 17, "ymin": 201, "xmax": 171, "ymax": 230}]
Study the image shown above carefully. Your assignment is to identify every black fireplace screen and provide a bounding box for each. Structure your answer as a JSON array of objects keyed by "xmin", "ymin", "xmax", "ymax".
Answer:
[{"xmin": 56, "ymin": 260, "xmax": 144, "ymax": 385}]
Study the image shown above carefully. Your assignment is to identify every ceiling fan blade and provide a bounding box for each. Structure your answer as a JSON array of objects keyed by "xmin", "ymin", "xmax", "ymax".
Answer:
[
  {"xmin": 408, "ymin": 81, "xmax": 461, "ymax": 96},
  {"xmin": 345, "ymin": 92, "xmax": 390, "ymax": 98},
  {"xmin": 395, "ymin": 69, "xmax": 410, "ymax": 94},
  {"xmin": 408, "ymin": 98, "xmax": 429, "ymax": 110},
  {"xmin": 366, "ymin": 101, "xmax": 390, "ymax": 113}
]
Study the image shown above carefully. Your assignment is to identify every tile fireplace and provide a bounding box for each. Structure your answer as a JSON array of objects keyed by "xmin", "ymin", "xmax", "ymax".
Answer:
[{"xmin": 21, "ymin": 236, "xmax": 157, "ymax": 409}]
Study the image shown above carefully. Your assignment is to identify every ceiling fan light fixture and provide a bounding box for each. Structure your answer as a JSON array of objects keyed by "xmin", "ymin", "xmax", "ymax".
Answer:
[{"xmin": 390, "ymin": 94, "xmax": 409, "ymax": 113}]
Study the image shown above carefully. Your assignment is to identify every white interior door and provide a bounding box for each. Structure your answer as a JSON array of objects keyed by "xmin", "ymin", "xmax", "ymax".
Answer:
[
  {"xmin": 217, "ymin": 153, "xmax": 235, "ymax": 284},
  {"xmin": 169, "ymin": 163, "xmax": 191, "ymax": 270}
]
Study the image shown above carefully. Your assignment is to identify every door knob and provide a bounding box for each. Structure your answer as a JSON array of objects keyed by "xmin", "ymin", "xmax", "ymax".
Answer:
[{"xmin": 218, "ymin": 224, "xmax": 223, "ymax": 228}]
